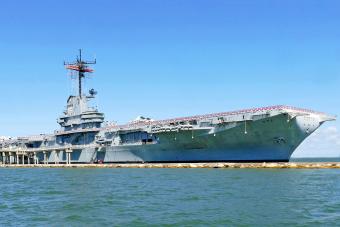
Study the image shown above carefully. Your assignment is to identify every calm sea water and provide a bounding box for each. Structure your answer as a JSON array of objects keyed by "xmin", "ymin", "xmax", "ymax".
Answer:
[{"xmin": 1, "ymin": 164, "xmax": 340, "ymax": 226}]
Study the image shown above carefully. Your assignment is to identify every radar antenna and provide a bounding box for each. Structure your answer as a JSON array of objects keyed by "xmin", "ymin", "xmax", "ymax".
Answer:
[
  {"xmin": 89, "ymin": 88, "xmax": 98, "ymax": 97},
  {"xmin": 64, "ymin": 49, "xmax": 96, "ymax": 98}
]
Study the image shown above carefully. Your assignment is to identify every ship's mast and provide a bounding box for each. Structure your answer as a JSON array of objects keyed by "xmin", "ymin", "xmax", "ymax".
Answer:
[{"xmin": 64, "ymin": 49, "xmax": 96, "ymax": 98}]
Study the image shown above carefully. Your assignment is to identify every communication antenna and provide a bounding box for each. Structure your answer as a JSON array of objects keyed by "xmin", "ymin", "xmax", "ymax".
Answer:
[{"xmin": 64, "ymin": 49, "xmax": 96, "ymax": 98}]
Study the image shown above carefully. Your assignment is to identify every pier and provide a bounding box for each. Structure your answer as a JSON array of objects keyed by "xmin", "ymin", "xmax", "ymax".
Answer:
[
  {"xmin": 0, "ymin": 145, "xmax": 100, "ymax": 165},
  {"xmin": 0, "ymin": 162, "xmax": 340, "ymax": 169}
]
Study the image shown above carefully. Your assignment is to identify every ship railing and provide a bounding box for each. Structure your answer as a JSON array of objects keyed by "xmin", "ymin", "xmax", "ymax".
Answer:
[
  {"xmin": 104, "ymin": 105, "xmax": 327, "ymax": 130},
  {"xmin": 55, "ymin": 128, "xmax": 101, "ymax": 135}
]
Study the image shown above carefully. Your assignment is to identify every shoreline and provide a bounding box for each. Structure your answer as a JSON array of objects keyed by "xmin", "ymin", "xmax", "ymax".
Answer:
[{"xmin": 1, "ymin": 162, "xmax": 340, "ymax": 169}]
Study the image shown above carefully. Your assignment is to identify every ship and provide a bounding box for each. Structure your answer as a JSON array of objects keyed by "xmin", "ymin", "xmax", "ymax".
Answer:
[{"xmin": 0, "ymin": 50, "xmax": 336, "ymax": 164}]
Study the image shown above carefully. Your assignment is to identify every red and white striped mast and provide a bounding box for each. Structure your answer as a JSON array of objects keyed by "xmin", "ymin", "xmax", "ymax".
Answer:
[{"xmin": 64, "ymin": 49, "xmax": 96, "ymax": 98}]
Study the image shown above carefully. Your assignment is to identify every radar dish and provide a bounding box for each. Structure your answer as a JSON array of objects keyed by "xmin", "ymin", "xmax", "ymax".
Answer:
[{"xmin": 89, "ymin": 88, "xmax": 97, "ymax": 96}]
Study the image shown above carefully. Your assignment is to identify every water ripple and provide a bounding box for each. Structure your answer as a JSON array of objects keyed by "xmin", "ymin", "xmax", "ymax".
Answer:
[{"xmin": 0, "ymin": 168, "xmax": 339, "ymax": 226}]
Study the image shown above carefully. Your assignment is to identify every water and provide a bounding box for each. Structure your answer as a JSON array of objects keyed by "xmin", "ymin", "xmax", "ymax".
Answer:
[
  {"xmin": 1, "ymin": 167, "xmax": 340, "ymax": 226},
  {"xmin": 291, "ymin": 157, "xmax": 340, "ymax": 162}
]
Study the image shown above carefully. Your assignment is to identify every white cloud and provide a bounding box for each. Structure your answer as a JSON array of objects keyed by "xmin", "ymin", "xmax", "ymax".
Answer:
[{"xmin": 293, "ymin": 126, "xmax": 340, "ymax": 157}]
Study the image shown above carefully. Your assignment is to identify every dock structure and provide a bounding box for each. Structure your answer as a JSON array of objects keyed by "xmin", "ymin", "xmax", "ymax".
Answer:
[{"xmin": 0, "ymin": 145, "xmax": 100, "ymax": 165}]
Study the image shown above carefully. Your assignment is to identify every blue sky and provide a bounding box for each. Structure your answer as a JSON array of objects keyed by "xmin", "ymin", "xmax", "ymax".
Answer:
[{"xmin": 0, "ymin": 0, "xmax": 339, "ymax": 156}]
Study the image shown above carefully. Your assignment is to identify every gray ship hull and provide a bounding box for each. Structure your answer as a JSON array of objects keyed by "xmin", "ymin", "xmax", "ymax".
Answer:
[{"xmin": 39, "ymin": 113, "xmax": 324, "ymax": 163}]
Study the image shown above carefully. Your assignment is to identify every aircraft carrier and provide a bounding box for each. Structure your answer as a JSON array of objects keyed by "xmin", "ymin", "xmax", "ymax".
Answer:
[{"xmin": 0, "ymin": 51, "xmax": 336, "ymax": 164}]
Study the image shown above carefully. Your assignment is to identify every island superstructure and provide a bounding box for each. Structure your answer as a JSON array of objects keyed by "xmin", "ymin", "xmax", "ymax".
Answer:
[{"xmin": 0, "ymin": 51, "xmax": 336, "ymax": 164}]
